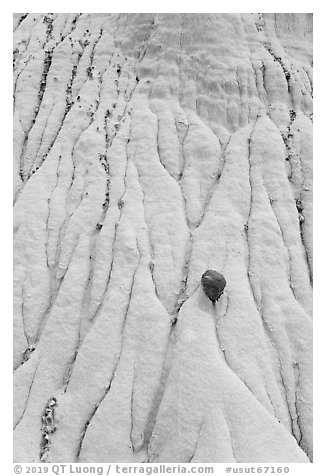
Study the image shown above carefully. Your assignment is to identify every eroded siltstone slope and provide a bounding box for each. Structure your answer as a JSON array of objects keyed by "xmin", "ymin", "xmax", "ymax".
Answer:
[{"xmin": 13, "ymin": 13, "xmax": 313, "ymax": 463}]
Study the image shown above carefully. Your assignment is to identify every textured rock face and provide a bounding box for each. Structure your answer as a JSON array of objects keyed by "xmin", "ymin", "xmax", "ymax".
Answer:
[{"xmin": 13, "ymin": 13, "xmax": 312, "ymax": 463}]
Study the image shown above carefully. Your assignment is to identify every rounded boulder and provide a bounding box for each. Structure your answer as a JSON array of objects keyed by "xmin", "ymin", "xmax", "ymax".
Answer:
[{"xmin": 201, "ymin": 270, "xmax": 226, "ymax": 303}]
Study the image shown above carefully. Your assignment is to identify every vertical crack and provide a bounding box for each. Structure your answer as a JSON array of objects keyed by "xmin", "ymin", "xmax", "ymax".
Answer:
[
  {"xmin": 262, "ymin": 42, "xmax": 293, "ymax": 104},
  {"xmin": 244, "ymin": 128, "xmax": 261, "ymax": 312},
  {"xmin": 19, "ymin": 46, "xmax": 54, "ymax": 181},
  {"xmin": 14, "ymin": 363, "xmax": 38, "ymax": 430},
  {"xmin": 188, "ymin": 421, "xmax": 203, "ymax": 462},
  {"xmin": 129, "ymin": 363, "xmax": 136, "ymax": 452},
  {"xmin": 196, "ymin": 135, "xmax": 231, "ymax": 229},
  {"xmin": 76, "ymin": 255, "xmax": 140, "ymax": 460},
  {"xmin": 293, "ymin": 362, "xmax": 303, "ymax": 448},
  {"xmin": 260, "ymin": 286, "xmax": 302, "ymax": 444},
  {"xmin": 172, "ymin": 232, "xmax": 193, "ymax": 323},
  {"xmin": 244, "ymin": 127, "xmax": 296, "ymax": 433},
  {"xmin": 268, "ymin": 198, "xmax": 301, "ymax": 304},
  {"xmin": 90, "ymin": 124, "xmax": 130, "ymax": 322}
]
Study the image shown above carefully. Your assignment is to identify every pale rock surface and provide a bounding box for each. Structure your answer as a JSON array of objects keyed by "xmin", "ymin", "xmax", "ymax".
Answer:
[{"xmin": 13, "ymin": 13, "xmax": 312, "ymax": 463}]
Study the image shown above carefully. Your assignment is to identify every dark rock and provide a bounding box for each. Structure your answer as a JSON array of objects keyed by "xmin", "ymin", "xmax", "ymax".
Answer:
[{"xmin": 201, "ymin": 270, "xmax": 226, "ymax": 302}]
